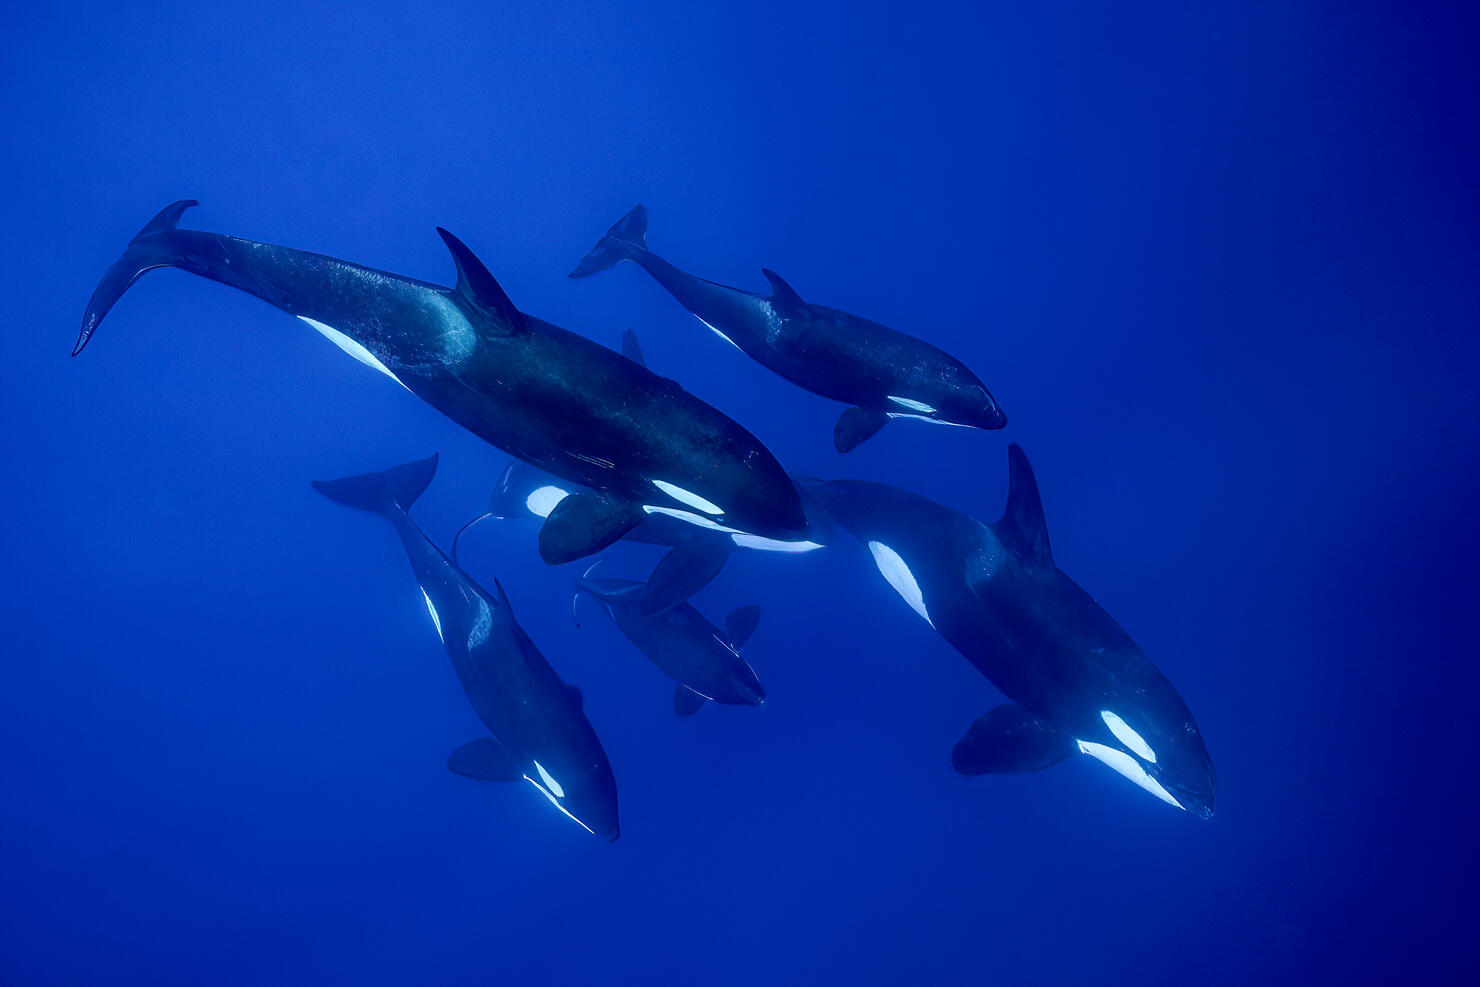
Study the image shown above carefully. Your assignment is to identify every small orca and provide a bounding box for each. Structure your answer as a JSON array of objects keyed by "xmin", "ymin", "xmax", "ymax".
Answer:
[
  {"xmin": 454, "ymin": 329, "xmax": 829, "ymax": 615},
  {"xmin": 801, "ymin": 445, "xmax": 1215, "ymax": 817},
  {"xmin": 570, "ymin": 205, "xmax": 1007, "ymax": 452},
  {"xmin": 78, "ymin": 201, "xmax": 809, "ymax": 563},
  {"xmin": 573, "ymin": 565, "xmax": 766, "ymax": 716},
  {"xmin": 312, "ymin": 454, "xmax": 620, "ymax": 840}
]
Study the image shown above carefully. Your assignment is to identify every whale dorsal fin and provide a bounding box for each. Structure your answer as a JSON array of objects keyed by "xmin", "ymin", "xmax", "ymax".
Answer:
[
  {"xmin": 761, "ymin": 268, "xmax": 806, "ymax": 315},
  {"xmin": 621, "ymin": 329, "xmax": 646, "ymax": 367},
  {"xmin": 437, "ymin": 228, "xmax": 524, "ymax": 330},
  {"xmin": 998, "ymin": 443, "xmax": 1052, "ymax": 569}
]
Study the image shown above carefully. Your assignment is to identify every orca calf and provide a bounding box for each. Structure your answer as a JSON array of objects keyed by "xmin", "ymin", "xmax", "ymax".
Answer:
[
  {"xmin": 574, "ymin": 566, "xmax": 765, "ymax": 716},
  {"xmin": 313, "ymin": 455, "xmax": 620, "ymax": 840},
  {"xmin": 570, "ymin": 205, "xmax": 1007, "ymax": 452},
  {"xmin": 78, "ymin": 201, "xmax": 809, "ymax": 563},
  {"xmin": 802, "ymin": 446, "xmax": 1215, "ymax": 817},
  {"xmin": 455, "ymin": 330, "xmax": 829, "ymax": 614}
]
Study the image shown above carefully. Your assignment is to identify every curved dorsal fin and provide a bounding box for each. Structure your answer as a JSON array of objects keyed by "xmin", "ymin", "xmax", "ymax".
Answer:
[
  {"xmin": 761, "ymin": 268, "xmax": 805, "ymax": 314},
  {"xmin": 999, "ymin": 443, "xmax": 1052, "ymax": 568},
  {"xmin": 621, "ymin": 328, "xmax": 646, "ymax": 367},
  {"xmin": 437, "ymin": 228, "xmax": 523, "ymax": 329}
]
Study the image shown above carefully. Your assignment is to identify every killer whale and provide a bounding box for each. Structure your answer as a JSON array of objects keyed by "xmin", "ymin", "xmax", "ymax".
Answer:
[
  {"xmin": 574, "ymin": 565, "xmax": 766, "ymax": 716},
  {"xmin": 570, "ymin": 205, "xmax": 1007, "ymax": 452},
  {"xmin": 454, "ymin": 329, "xmax": 829, "ymax": 615},
  {"xmin": 312, "ymin": 454, "xmax": 620, "ymax": 840},
  {"xmin": 77, "ymin": 201, "xmax": 809, "ymax": 563},
  {"xmin": 801, "ymin": 445, "xmax": 1215, "ymax": 817}
]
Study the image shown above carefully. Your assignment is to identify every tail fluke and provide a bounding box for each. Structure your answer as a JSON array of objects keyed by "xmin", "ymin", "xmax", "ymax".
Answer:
[
  {"xmin": 568, "ymin": 204, "xmax": 648, "ymax": 278},
  {"xmin": 74, "ymin": 199, "xmax": 199, "ymax": 356},
  {"xmin": 312, "ymin": 454, "xmax": 439, "ymax": 518}
]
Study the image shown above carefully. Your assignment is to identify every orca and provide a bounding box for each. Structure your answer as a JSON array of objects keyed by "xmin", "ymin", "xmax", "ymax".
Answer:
[
  {"xmin": 452, "ymin": 329, "xmax": 829, "ymax": 615},
  {"xmin": 312, "ymin": 454, "xmax": 620, "ymax": 840},
  {"xmin": 801, "ymin": 445, "xmax": 1215, "ymax": 817},
  {"xmin": 573, "ymin": 565, "xmax": 766, "ymax": 716},
  {"xmin": 569, "ymin": 205, "xmax": 1007, "ymax": 452},
  {"xmin": 77, "ymin": 201, "xmax": 809, "ymax": 563}
]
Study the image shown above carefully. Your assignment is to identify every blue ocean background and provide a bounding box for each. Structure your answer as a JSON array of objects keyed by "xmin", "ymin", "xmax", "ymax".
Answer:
[{"xmin": 3, "ymin": 1, "xmax": 1476, "ymax": 983}]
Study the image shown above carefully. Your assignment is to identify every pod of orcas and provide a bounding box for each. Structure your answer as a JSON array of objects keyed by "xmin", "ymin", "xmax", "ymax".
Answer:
[{"xmin": 77, "ymin": 201, "xmax": 1215, "ymax": 839}]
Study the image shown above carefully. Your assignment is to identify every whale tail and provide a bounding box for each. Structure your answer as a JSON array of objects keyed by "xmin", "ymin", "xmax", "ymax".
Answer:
[
  {"xmin": 568, "ymin": 204, "xmax": 648, "ymax": 278},
  {"xmin": 312, "ymin": 454, "xmax": 439, "ymax": 519},
  {"xmin": 74, "ymin": 200, "xmax": 199, "ymax": 357}
]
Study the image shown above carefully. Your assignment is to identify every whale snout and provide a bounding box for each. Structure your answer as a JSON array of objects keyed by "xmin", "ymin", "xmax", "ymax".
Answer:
[
  {"xmin": 1175, "ymin": 787, "xmax": 1215, "ymax": 820},
  {"xmin": 974, "ymin": 389, "xmax": 1008, "ymax": 429}
]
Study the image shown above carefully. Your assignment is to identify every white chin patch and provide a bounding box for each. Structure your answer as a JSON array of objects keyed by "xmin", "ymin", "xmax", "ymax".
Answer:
[
  {"xmin": 523, "ymin": 774, "xmax": 596, "ymax": 836},
  {"xmin": 866, "ymin": 541, "xmax": 931, "ymax": 627},
  {"xmin": 887, "ymin": 395, "xmax": 936, "ymax": 414},
  {"xmin": 420, "ymin": 588, "xmax": 445, "ymax": 643},
  {"xmin": 299, "ymin": 316, "xmax": 408, "ymax": 390},
  {"xmin": 1076, "ymin": 740, "xmax": 1182, "ymax": 809},
  {"xmin": 729, "ymin": 532, "xmax": 823, "ymax": 553},
  {"xmin": 1100, "ymin": 710, "xmax": 1157, "ymax": 763},
  {"xmin": 884, "ymin": 412, "xmax": 971, "ymax": 428},
  {"xmin": 652, "ymin": 479, "xmax": 723, "ymax": 515},
  {"xmin": 524, "ymin": 485, "xmax": 570, "ymax": 519},
  {"xmin": 643, "ymin": 505, "xmax": 742, "ymax": 534},
  {"xmin": 642, "ymin": 505, "xmax": 818, "ymax": 550}
]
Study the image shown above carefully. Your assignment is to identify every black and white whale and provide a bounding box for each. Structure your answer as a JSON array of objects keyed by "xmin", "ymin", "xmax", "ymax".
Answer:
[
  {"xmin": 77, "ymin": 201, "xmax": 810, "ymax": 564},
  {"xmin": 454, "ymin": 329, "xmax": 829, "ymax": 614},
  {"xmin": 313, "ymin": 454, "xmax": 620, "ymax": 840},
  {"xmin": 801, "ymin": 445, "xmax": 1215, "ymax": 817},
  {"xmin": 569, "ymin": 205, "xmax": 1007, "ymax": 452},
  {"xmin": 574, "ymin": 565, "xmax": 765, "ymax": 716}
]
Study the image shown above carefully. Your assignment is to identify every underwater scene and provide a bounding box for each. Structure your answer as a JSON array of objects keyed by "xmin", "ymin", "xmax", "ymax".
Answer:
[{"xmin": 3, "ymin": 1, "xmax": 1476, "ymax": 983}]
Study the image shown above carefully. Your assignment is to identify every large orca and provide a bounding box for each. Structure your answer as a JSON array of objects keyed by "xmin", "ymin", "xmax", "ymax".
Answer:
[
  {"xmin": 569, "ymin": 205, "xmax": 1007, "ymax": 452},
  {"xmin": 574, "ymin": 566, "xmax": 766, "ymax": 716},
  {"xmin": 77, "ymin": 201, "xmax": 809, "ymax": 564},
  {"xmin": 313, "ymin": 454, "xmax": 620, "ymax": 840},
  {"xmin": 456, "ymin": 331, "xmax": 830, "ymax": 614},
  {"xmin": 801, "ymin": 445, "xmax": 1215, "ymax": 817}
]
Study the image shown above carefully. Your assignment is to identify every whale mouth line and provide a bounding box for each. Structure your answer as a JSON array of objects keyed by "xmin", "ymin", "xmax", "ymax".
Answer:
[{"xmin": 641, "ymin": 504, "xmax": 811, "ymax": 545}]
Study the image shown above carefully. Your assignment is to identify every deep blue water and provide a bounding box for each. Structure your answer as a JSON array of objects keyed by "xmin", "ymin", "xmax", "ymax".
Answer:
[{"xmin": 4, "ymin": 2, "xmax": 1477, "ymax": 983}]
